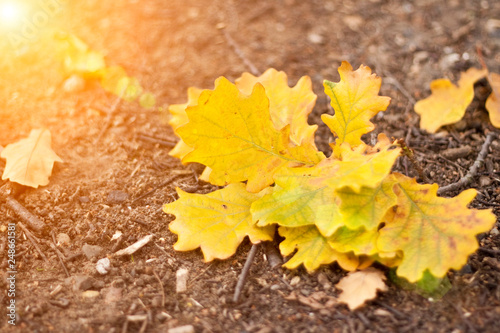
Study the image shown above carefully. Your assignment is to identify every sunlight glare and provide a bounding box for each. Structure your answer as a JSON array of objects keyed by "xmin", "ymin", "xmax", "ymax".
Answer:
[{"xmin": 0, "ymin": 1, "xmax": 23, "ymax": 27}]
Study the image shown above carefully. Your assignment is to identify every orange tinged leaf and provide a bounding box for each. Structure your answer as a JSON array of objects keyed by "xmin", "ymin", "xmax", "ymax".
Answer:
[
  {"xmin": 236, "ymin": 69, "xmax": 318, "ymax": 146},
  {"xmin": 336, "ymin": 268, "xmax": 388, "ymax": 310},
  {"xmin": 414, "ymin": 68, "xmax": 487, "ymax": 133},
  {"xmin": 177, "ymin": 77, "xmax": 323, "ymax": 192},
  {"xmin": 486, "ymin": 72, "xmax": 500, "ymax": 128},
  {"xmin": 279, "ymin": 226, "xmax": 360, "ymax": 272},
  {"xmin": 163, "ymin": 183, "xmax": 274, "ymax": 262},
  {"xmin": 378, "ymin": 173, "xmax": 496, "ymax": 282},
  {"xmin": 1, "ymin": 129, "xmax": 62, "ymax": 188},
  {"xmin": 322, "ymin": 61, "xmax": 391, "ymax": 147}
]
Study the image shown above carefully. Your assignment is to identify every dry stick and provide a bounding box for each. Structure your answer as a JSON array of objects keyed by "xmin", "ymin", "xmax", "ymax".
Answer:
[
  {"xmin": 233, "ymin": 243, "xmax": 259, "ymax": 303},
  {"xmin": 93, "ymin": 89, "xmax": 125, "ymax": 145},
  {"xmin": 4, "ymin": 195, "xmax": 46, "ymax": 233},
  {"xmin": 50, "ymin": 231, "xmax": 70, "ymax": 278},
  {"xmin": 17, "ymin": 222, "xmax": 49, "ymax": 264},
  {"xmin": 153, "ymin": 270, "xmax": 165, "ymax": 308},
  {"xmin": 130, "ymin": 174, "xmax": 181, "ymax": 204},
  {"xmin": 136, "ymin": 134, "xmax": 177, "ymax": 148},
  {"xmin": 437, "ymin": 132, "xmax": 496, "ymax": 196},
  {"xmin": 222, "ymin": 29, "xmax": 259, "ymax": 76}
]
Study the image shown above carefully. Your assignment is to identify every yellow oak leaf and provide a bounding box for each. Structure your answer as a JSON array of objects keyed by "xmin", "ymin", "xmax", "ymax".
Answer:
[
  {"xmin": 328, "ymin": 226, "xmax": 379, "ymax": 256},
  {"xmin": 1, "ymin": 129, "xmax": 63, "ymax": 188},
  {"xmin": 168, "ymin": 87, "xmax": 204, "ymax": 160},
  {"xmin": 336, "ymin": 268, "xmax": 388, "ymax": 310},
  {"xmin": 236, "ymin": 69, "xmax": 318, "ymax": 146},
  {"xmin": 163, "ymin": 183, "xmax": 274, "ymax": 262},
  {"xmin": 177, "ymin": 77, "xmax": 324, "ymax": 192},
  {"xmin": 486, "ymin": 72, "xmax": 500, "ymax": 128},
  {"xmin": 414, "ymin": 68, "xmax": 487, "ymax": 133},
  {"xmin": 378, "ymin": 173, "xmax": 496, "ymax": 282},
  {"xmin": 336, "ymin": 175, "xmax": 398, "ymax": 230},
  {"xmin": 322, "ymin": 61, "xmax": 391, "ymax": 147},
  {"xmin": 279, "ymin": 226, "xmax": 360, "ymax": 272}
]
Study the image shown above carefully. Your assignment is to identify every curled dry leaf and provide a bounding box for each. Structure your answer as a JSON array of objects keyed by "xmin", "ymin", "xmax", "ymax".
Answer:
[
  {"xmin": 336, "ymin": 267, "xmax": 388, "ymax": 310},
  {"xmin": 1, "ymin": 128, "xmax": 63, "ymax": 188}
]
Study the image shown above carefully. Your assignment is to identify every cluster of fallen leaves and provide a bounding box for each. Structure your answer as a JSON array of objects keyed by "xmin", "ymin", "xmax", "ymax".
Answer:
[
  {"xmin": 415, "ymin": 66, "xmax": 500, "ymax": 132},
  {"xmin": 163, "ymin": 62, "xmax": 496, "ymax": 309}
]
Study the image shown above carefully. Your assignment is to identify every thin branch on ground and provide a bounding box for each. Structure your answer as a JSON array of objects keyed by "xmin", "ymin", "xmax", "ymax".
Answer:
[
  {"xmin": 437, "ymin": 132, "xmax": 496, "ymax": 196},
  {"xmin": 18, "ymin": 222, "xmax": 49, "ymax": 264},
  {"xmin": 233, "ymin": 244, "xmax": 259, "ymax": 303},
  {"xmin": 50, "ymin": 231, "xmax": 70, "ymax": 277},
  {"xmin": 3, "ymin": 195, "xmax": 47, "ymax": 233},
  {"xmin": 221, "ymin": 29, "xmax": 259, "ymax": 76},
  {"xmin": 153, "ymin": 270, "xmax": 165, "ymax": 308},
  {"xmin": 93, "ymin": 89, "xmax": 125, "ymax": 145},
  {"xmin": 130, "ymin": 174, "xmax": 182, "ymax": 204}
]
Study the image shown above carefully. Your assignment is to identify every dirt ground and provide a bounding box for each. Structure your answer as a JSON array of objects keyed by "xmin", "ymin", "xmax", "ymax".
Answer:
[{"xmin": 2, "ymin": 0, "xmax": 500, "ymax": 332}]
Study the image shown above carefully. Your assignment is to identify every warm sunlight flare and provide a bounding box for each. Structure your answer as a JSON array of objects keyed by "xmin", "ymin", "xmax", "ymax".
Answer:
[{"xmin": 0, "ymin": 1, "xmax": 23, "ymax": 28}]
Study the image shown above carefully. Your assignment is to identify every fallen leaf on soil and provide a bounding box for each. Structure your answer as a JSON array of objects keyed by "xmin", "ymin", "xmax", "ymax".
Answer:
[
  {"xmin": 279, "ymin": 225, "xmax": 359, "ymax": 272},
  {"xmin": 164, "ymin": 183, "xmax": 275, "ymax": 261},
  {"xmin": 1, "ymin": 128, "xmax": 62, "ymax": 188},
  {"xmin": 236, "ymin": 68, "xmax": 318, "ymax": 146},
  {"xmin": 177, "ymin": 77, "xmax": 323, "ymax": 192},
  {"xmin": 336, "ymin": 267, "xmax": 388, "ymax": 310},
  {"xmin": 414, "ymin": 68, "xmax": 487, "ymax": 133},
  {"xmin": 378, "ymin": 173, "xmax": 496, "ymax": 282},
  {"xmin": 486, "ymin": 72, "xmax": 500, "ymax": 127},
  {"xmin": 322, "ymin": 61, "xmax": 391, "ymax": 148}
]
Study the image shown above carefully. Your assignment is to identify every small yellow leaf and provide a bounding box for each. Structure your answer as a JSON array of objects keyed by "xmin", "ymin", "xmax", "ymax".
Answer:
[
  {"xmin": 336, "ymin": 268, "xmax": 388, "ymax": 310},
  {"xmin": 486, "ymin": 72, "xmax": 500, "ymax": 128},
  {"xmin": 1, "ymin": 129, "xmax": 62, "ymax": 188},
  {"xmin": 378, "ymin": 173, "xmax": 496, "ymax": 282},
  {"xmin": 322, "ymin": 61, "xmax": 391, "ymax": 147},
  {"xmin": 163, "ymin": 183, "xmax": 274, "ymax": 262},
  {"xmin": 236, "ymin": 69, "xmax": 318, "ymax": 146},
  {"xmin": 415, "ymin": 68, "xmax": 487, "ymax": 133},
  {"xmin": 279, "ymin": 226, "xmax": 360, "ymax": 272},
  {"xmin": 177, "ymin": 77, "xmax": 323, "ymax": 192}
]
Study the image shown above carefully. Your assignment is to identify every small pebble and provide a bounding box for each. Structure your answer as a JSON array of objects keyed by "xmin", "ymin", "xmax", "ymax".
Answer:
[
  {"xmin": 176, "ymin": 268, "xmax": 189, "ymax": 293},
  {"xmin": 63, "ymin": 74, "xmax": 85, "ymax": 92},
  {"xmin": 65, "ymin": 275, "xmax": 94, "ymax": 291},
  {"xmin": 81, "ymin": 290, "xmax": 100, "ymax": 299},
  {"xmin": 102, "ymin": 287, "xmax": 123, "ymax": 304},
  {"xmin": 490, "ymin": 227, "xmax": 499, "ymax": 236},
  {"xmin": 479, "ymin": 175, "xmax": 492, "ymax": 187},
  {"xmin": 96, "ymin": 258, "xmax": 111, "ymax": 275},
  {"xmin": 168, "ymin": 325, "xmax": 195, "ymax": 333},
  {"xmin": 56, "ymin": 233, "xmax": 71, "ymax": 247},
  {"xmin": 107, "ymin": 190, "xmax": 129, "ymax": 204},
  {"xmin": 307, "ymin": 33, "xmax": 324, "ymax": 44},
  {"xmin": 82, "ymin": 244, "xmax": 104, "ymax": 260},
  {"xmin": 290, "ymin": 276, "xmax": 301, "ymax": 286}
]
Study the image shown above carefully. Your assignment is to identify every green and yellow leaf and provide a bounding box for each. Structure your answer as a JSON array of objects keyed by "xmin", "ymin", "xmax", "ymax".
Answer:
[
  {"xmin": 328, "ymin": 226, "xmax": 379, "ymax": 256},
  {"xmin": 279, "ymin": 226, "xmax": 359, "ymax": 272},
  {"xmin": 377, "ymin": 173, "xmax": 496, "ymax": 282},
  {"xmin": 163, "ymin": 183, "xmax": 274, "ymax": 262}
]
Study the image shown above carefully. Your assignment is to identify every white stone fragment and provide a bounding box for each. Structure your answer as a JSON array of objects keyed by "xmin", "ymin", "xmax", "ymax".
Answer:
[
  {"xmin": 96, "ymin": 258, "xmax": 111, "ymax": 275},
  {"xmin": 176, "ymin": 268, "xmax": 189, "ymax": 293}
]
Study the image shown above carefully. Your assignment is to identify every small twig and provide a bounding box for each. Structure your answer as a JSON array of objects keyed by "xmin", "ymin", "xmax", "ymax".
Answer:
[
  {"xmin": 233, "ymin": 244, "xmax": 259, "ymax": 303},
  {"xmin": 437, "ymin": 132, "xmax": 496, "ymax": 196},
  {"xmin": 153, "ymin": 270, "xmax": 165, "ymax": 307},
  {"xmin": 18, "ymin": 222, "xmax": 49, "ymax": 264},
  {"xmin": 136, "ymin": 134, "xmax": 176, "ymax": 148},
  {"xmin": 396, "ymin": 138, "xmax": 429, "ymax": 182},
  {"xmin": 49, "ymin": 242, "xmax": 70, "ymax": 277},
  {"xmin": 93, "ymin": 90, "xmax": 125, "ymax": 145},
  {"xmin": 3, "ymin": 195, "xmax": 47, "ymax": 233},
  {"xmin": 131, "ymin": 174, "xmax": 181, "ymax": 204},
  {"xmin": 221, "ymin": 29, "xmax": 259, "ymax": 76}
]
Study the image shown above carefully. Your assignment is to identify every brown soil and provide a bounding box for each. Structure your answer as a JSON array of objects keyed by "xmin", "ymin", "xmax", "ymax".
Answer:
[{"xmin": 2, "ymin": 0, "xmax": 500, "ymax": 332}]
